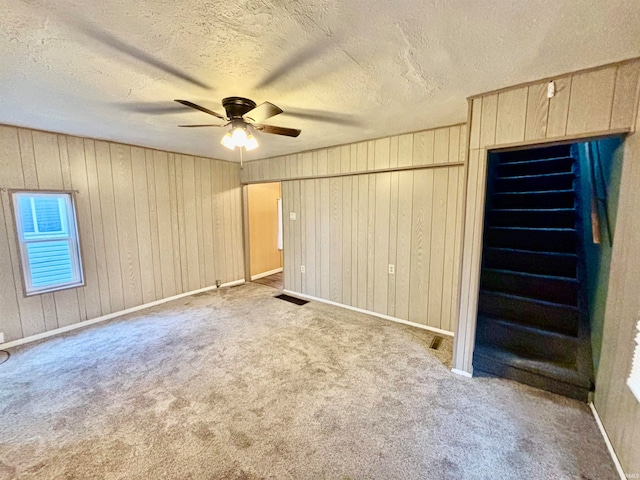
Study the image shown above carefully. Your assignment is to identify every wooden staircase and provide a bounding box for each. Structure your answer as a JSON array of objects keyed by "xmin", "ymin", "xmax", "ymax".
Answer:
[{"xmin": 473, "ymin": 145, "xmax": 594, "ymax": 401}]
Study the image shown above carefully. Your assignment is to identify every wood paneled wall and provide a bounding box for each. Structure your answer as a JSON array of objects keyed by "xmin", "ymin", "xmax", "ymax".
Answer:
[
  {"xmin": 455, "ymin": 58, "xmax": 640, "ymax": 474},
  {"xmin": 277, "ymin": 125, "xmax": 466, "ymax": 333},
  {"xmin": 0, "ymin": 125, "xmax": 244, "ymax": 344},
  {"xmin": 593, "ymin": 96, "xmax": 640, "ymax": 475},
  {"xmin": 241, "ymin": 124, "xmax": 467, "ymax": 184}
]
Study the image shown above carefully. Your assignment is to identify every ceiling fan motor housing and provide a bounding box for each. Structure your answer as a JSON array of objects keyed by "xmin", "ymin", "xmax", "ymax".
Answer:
[{"xmin": 222, "ymin": 97, "xmax": 257, "ymax": 119}]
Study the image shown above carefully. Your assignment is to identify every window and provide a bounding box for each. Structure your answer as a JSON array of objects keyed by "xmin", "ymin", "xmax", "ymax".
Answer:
[
  {"xmin": 12, "ymin": 191, "xmax": 84, "ymax": 296},
  {"xmin": 629, "ymin": 320, "xmax": 640, "ymax": 402}
]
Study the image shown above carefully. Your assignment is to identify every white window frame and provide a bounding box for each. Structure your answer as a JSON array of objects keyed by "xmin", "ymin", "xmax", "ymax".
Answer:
[
  {"xmin": 629, "ymin": 320, "xmax": 640, "ymax": 403},
  {"xmin": 11, "ymin": 190, "xmax": 84, "ymax": 296}
]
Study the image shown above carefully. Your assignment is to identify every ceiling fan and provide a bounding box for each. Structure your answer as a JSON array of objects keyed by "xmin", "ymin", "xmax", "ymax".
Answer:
[{"xmin": 175, "ymin": 97, "xmax": 301, "ymax": 152}]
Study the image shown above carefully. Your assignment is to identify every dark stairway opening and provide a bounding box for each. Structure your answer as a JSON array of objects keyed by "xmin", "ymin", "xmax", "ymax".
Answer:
[{"xmin": 473, "ymin": 144, "xmax": 595, "ymax": 401}]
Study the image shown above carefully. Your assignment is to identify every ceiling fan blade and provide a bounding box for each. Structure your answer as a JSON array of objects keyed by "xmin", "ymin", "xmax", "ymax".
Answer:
[
  {"xmin": 281, "ymin": 108, "xmax": 362, "ymax": 126},
  {"xmin": 244, "ymin": 102, "xmax": 283, "ymax": 124},
  {"xmin": 174, "ymin": 100, "xmax": 226, "ymax": 120},
  {"xmin": 256, "ymin": 124, "xmax": 301, "ymax": 137},
  {"xmin": 178, "ymin": 124, "xmax": 225, "ymax": 128},
  {"xmin": 63, "ymin": 14, "xmax": 211, "ymax": 89}
]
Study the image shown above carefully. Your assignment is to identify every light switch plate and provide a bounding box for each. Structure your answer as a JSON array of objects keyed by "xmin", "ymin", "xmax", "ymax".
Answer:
[
  {"xmin": 290, "ymin": 212, "xmax": 297, "ymax": 220},
  {"xmin": 388, "ymin": 264, "xmax": 395, "ymax": 274},
  {"xmin": 301, "ymin": 265, "xmax": 306, "ymax": 274}
]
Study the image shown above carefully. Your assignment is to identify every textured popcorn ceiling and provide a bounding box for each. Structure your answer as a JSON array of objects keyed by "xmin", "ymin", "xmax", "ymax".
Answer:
[{"xmin": 1, "ymin": 1, "xmax": 640, "ymax": 162}]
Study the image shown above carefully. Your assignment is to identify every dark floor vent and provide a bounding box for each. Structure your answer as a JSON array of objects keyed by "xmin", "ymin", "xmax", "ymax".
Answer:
[
  {"xmin": 275, "ymin": 294, "xmax": 309, "ymax": 306},
  {"xmin": 430, "ymin": 336, "xmax": 443, "ymax": 350}
]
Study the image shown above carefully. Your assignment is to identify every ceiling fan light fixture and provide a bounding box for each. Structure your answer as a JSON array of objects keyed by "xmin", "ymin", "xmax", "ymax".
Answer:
[
  {"xmin": 245, "ymin": 134, "xmax": 259, "ymax": 151},
  {"xmin": 221, "ymin": 132, "xmax": 236, "ymax": 150},
  {"xmin": 231, "ymin": 126, "xmax": 248, "ymax": 147}
]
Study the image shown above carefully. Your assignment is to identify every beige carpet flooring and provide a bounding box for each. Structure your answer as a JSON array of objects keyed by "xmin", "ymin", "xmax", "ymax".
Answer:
[{"xmin": 0, "ymin": 283, "xmax": 617, "ymax": 479}]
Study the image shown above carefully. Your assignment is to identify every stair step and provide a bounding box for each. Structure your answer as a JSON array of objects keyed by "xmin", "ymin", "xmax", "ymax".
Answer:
[
  {"xmin": 497, "ymin": 145, "xmax": 571, "ymax": 163},
  {"xmin": 475, "ymin": 316, "xmax": 579, "ymax": 364},
  {"xmin": 488, "ymin": 208, "xmax": 576, "ymax": 228},
  {"xmin": 496, "ymin": 156, "xmax": 574, "ymax": 177},
  {"xmin": 492, "ymin": 190, "xmax": 575, "ymax": 209},
  {"xmin": 494, "ymin": 172, "xmax": 575, "ymax": 192},
  {"xmin": 481, "ymin": 268, "xmax": 578, "ymax": 305},
  {"xmin": 478, "ymin": 290, "xmax": 579, "ymax": 336},
  {"xmin": 473, "ymin": 345, "xmax": 592, "ymax": 401},
  {"xmin": 483, "ymin": 248, "xmax": 577, "ymax": 277},
  {"xmin": 484, "ymin": 227, "xmax": 576, "ymax": 253}
]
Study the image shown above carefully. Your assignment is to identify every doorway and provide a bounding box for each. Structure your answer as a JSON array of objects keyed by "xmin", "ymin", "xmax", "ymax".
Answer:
[
  {"xmin": 246, "ymin": 182, "xmax": 284, "ymax": 290},
  {"xmin": 472, "ymin": 137, "xmax": 624, "ymax": 401}
]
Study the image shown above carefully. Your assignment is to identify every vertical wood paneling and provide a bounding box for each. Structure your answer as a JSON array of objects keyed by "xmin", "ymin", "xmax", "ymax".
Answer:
[
  {"xmin": 469, "ymin": 98, "xmax": 482, "ymax": 149},
  {"xmin": 611, "ymin": 62, "xmax": 640, "ymax": 130},
  {"xmin": 566, "ymin": 67, "xmax": 617, "ymax": 135},
  {"xmin": 0, "ymin": 126, "xmax": 244, "ymax": 345},
  {"xmin": 356, "ymin": 174, "xmax": 368, "ymax": 309},
  {"xmin": 96, "ymin": 141, "xmax": 125, "ymax": 312},
  {"xmin": 329, "ymin": 177, "xmax": 343, "ymax": 303},
  {"xmin": 153, "ymin": 151, "xmax": 177, "ymax": 298},
  {"xmin": 546, "ymin": 76, "xmax": 572, "ymax": 138},
  {"xmin": 524, "ymin": 83, "xmax": 549, "ymax": 140},
  {"xmin": 303, "ymin": 179, "xmax": 316, "ymax": 295},
  {"xmin": 398, "ymin": 134, "xmax": 414, "ymax": 167},
  {"xmin": 111, "ymin": 144, "xmax": 142, "ymax": 309},
  {"xmin": 85, "ymin": 140, "xmax": 112, "ymax": 313},
  {"xmin": 479, "ymin": 94, "xmax": 498, "ymax": 147},
  {"xmin": 373, "ymin": 173, "xmax": 390, "ymax": 314},
  {"xmin": 281, "ymin": 166, "xmax": 462, "ymax": 333},
  {"xmin": 428, "ymin": 168, "xmax": 448, "ymax": 329},
  {"xmin": 395, "ymin": 170, "xmax": 414, "ymax": 320},
  {"xmin": 374, "ymin": 138, "xmax": 390, "ymax": 170},
  {"xmin": 350, "ymin": 173, "xmax": 359, "ymax": 304},
  {"xmin": 131, "ymin": 147, "xmax": 156, "ymax": 305},
  {"xmin": 145, "ymin": 150, "xmax": 163, "ymax": 300},
  {"xmin": 593, "ymin": 101, "xmax": 640, "ymax": 475},
  {"xmin": 67, "ymin": 137, "xmax": 101, "ymax": 320},
  {"xmin": 341, "ymin": 176, "xmax": 352, "ymax": 305},
  {"xmin": 413, "ymin": 130, "xmax": 435, "ymax": 166},
  {"xmin": 434, "ymin": 128, "xmax": 449, "ymax": 163},
  {"xmin": 292, "ymin": 180, "xmax": 302, "ymax": 293},
  {"xmin": 169, "ymin": 154, "xmax": 185, "ymax": 291},
  {"xmin": 366, "ymin": 175, "xmax": 376, "ymax": 310},
  {"xmin": 387, "ymin": 171, "xmax": 399, "ymax": 317},
  {"xmin": 182, "ymin": 156, "xmax": 200, "ymax": 291},
  {"xmin": 320, "ymin": 178, "xmax": 331, "ymax": 299},
  {"xmin": 408, "ymin": 170, "xmax": 431, "ymax": 325},
  {"xmin": 0, "ymin": 127, "xmax": 25, "ymax": 341},
  {"xmin": 201, "ymin": 160, "xmax": 216, "ymax": 286},
  {"xmin": 448, "ymin": 126, "xmax": 460, "ymax": 163},
  {"xmin": 495, "ymin": 87, "xmax": 528, "ymax": 144}
]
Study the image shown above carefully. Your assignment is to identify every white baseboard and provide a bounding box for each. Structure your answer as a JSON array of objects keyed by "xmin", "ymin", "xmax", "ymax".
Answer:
[
  {"xmin": 0, "ymin": 279, "xmax": 245, "ymax": 350},
  {"xmin": 451, "ymin": 368, "xmax": 473, "ymax": 378},
  {"xmin": 589, "ymin": 402, "xmax": 626, "ymax": 480},
  {"xmin": 250, "ymin": 267, "xmax": 283, "ymax": 281},
  {"xmin": 282, "ymin": 289, "xmax": 454, "ymax": 337}
]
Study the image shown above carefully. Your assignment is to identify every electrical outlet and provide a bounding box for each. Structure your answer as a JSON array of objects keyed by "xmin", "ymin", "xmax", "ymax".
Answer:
[
  {"xmin": 388, "ymin": 264, "xmax": 395, "ymax": 275},
  {"xmin": 0, "ymin": 332, "xmax": 4, "ymax": 344},
  {"xmin": 301, "ymin": 265, "xmax": 306, "ymax": 274},
  {"xmin": 290, "ymin": 212, "xmax": 297, "ymax": 220}
]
